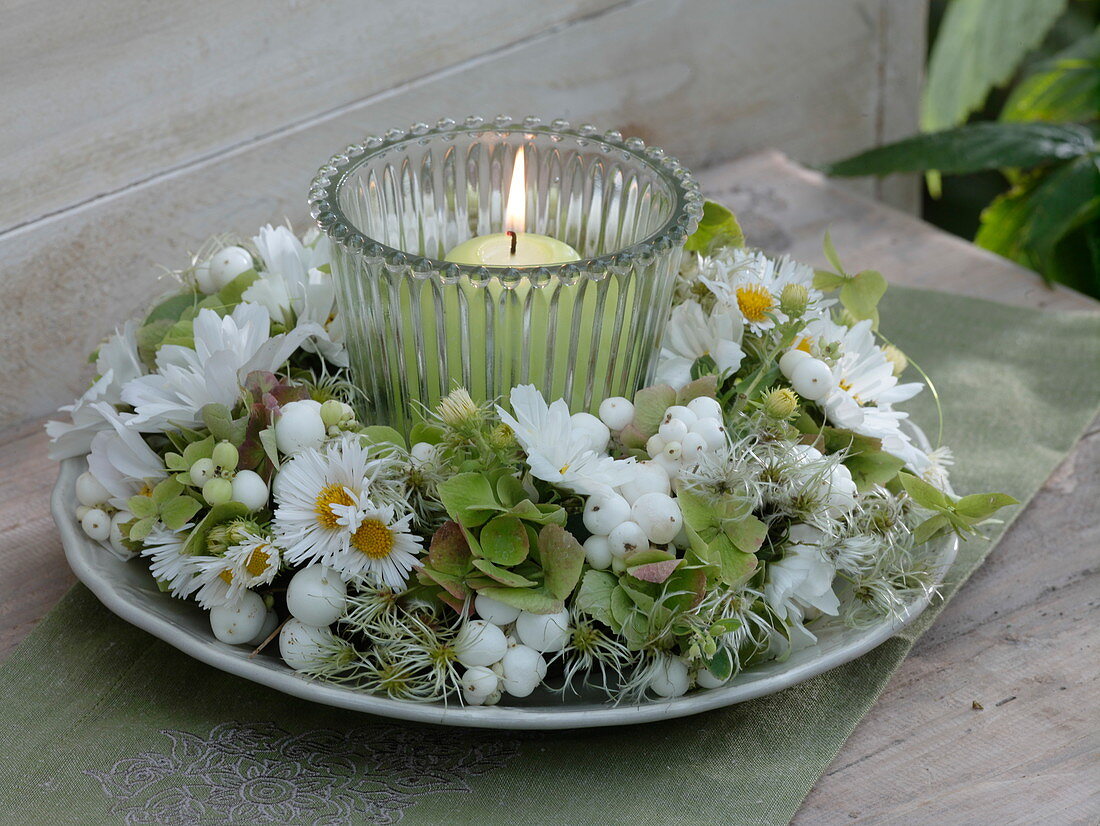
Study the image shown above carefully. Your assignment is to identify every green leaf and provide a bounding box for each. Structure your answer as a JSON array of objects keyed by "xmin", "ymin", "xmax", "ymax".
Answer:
[
  {"xmin": 955, "ymin": 492, "xmax": 1018, "ymax": 521},
  {"xmin": 128, "ymin": 516, "xmax": 157, "ymax": 541},
  {"xmin": 899, "ymin": 472, "xmax": 951, "ymax": 511},
  {"xmin": 623, "ymin": 548, "xmax": 677, "ymax": 567},
  {"xmin": 426, "ymin": 521, "xmax": 472, "ymax": 576},
  {"xmin": 711, "ymin": 534, "xmax": 758, "ymax": 587},
  {"xmin": 706, "ymin": 646, "xmax": 734, "ymax": 682},
  {"xmin": 437, "ymin": 472, "xmax": 501, "ymax": 527},
  {"xmin": 359, "ymin": 425, "xmax": 407, "ymax": 451},
  {"xmin": 677, "ymin": 488, "xmax": 721, "ymax": 537},
  {"xmin": 632, "ymin": 384, "xmax": 677, "ymax": 436},
  {"xmin": 684, "ymin": 200, "xmax": 744, "ymax": 253},
  {"xmin": 151, "ymin": 477, "xmax": 183, "ymax": 505},
  {"xmin": 675, "ymin": 375, "xmax": 718, "ymax": 407},
  {"xmin": 181, "ymin": 436, "xmax": 215, "ymax": 466},
  {"xmin": 821, "ymin": 123, "xmax": 1094, "ymax": 178},
  {"xmin": 202, "ymin": 404, "xmax": 246, "ymax": 445},
  {"xmin": 470, "ymin": 557, "xmax": 538, "ymax": 587},
  {"xmin": 477, "ymin": 586, "xmax": 563, "ymax": 615},
  {"xmin": 822, "ymin": 229, "xmax": 847, "ymax": 276},
  {"xmin": 494, "ymin": 474, "xmax": 528, "ymax": 509},
  {"xmin": 913, "ymin": 513, "xmax": 952, "ymax": 546},
  {"xmin": 839, "ymin": 270, "xmax": 887, "ymax": 325},
  {"xmin": 506, "ymin": 500, "xmax": 567, "ymax": 526},
  {"xmin": 258, "ymin": 427, "xmax": 280, "ymax": 469},
  {"xmin": 160, "ymin": 496, "xmax": 202, "ymax": 530},
  {"xmin": 1002, "ymin": 31, "xmax": 1100, "ymax": 124},
  {"xmin": 627, "ymin": 558, "xmax": 682, "ymax": 584},
  {"xmin": 845, "ymin": 450, "xmax": 906, "ymax": 491},
  {"xmin": 213, "ymin": 269, "xmax": 259, "ymax": 308},
  {"xmin": 609, "ymin": 586, "xmax": 634, "ymax": 631},
  {"xmin": 539, "ymin": 524, "xmax": 586, "ymax": 600},
  {"xmin": 813, "ymin": 269, "xmax": 848, "ymax": 292},
  {"xmin": 127, "ymin": 495, "xmax": 158, "ymax": 520},
  {"xmin": 921, "ymin": 0, "xmax": 1068, "ymax": 131},
  {"xmin": 576, "ymin": 570, "xmax": 617, "ymax": 627},
  {"xmin": 409, "ymin": 421, "xmax": 444, "ymax": 446},
  {"xmin": 725, "ymin": 513, "xmax": 768, "ymax": 555},
  {"xmin": 478, "ymin": 515, "xmax": 529, "ymax": 566}
]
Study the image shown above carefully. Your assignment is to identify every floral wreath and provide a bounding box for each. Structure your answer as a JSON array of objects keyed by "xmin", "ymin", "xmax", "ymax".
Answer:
[{"xmin": 49, "ymin": 203, "xmax": 1014, "ymax": 705}]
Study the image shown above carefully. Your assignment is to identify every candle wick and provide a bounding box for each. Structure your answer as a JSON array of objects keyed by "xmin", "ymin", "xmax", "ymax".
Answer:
[{"xmin": 507, "ymin": 230, "xmax": 517, "ymax": 255}]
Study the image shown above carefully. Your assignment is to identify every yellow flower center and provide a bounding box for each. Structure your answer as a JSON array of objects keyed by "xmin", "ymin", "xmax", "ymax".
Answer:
[
  {"xmin": 352, "ymin": 519, "xmax": 395, "ymax": 560},
  {"xmin": 245, "ymin": 546, "xmax": 271, "ymax": 577},
  {"xmin": 736, "ymin": 284, "xmax": 775, "ymax": 323},
  {"xmin": 218, "ymin": 569, "xmax": 234, "ymax": 585},
  {"xmin": 559, "ymin": 464, "xmax": 571, "ymax": 475},
  {"xmin": 138, "ymin": 482, "xmax": 154, "ymax": 497},
  {"xmin": 839, "ymin": 379, "xmax": 853, "ymax": 392},
  {"xmin": 795, "ymin": 337, "xmax": 812, "ymax": 353},
  {"xmin": 314, "ymin": 484, "xmax": 354, "ymax": 529}
]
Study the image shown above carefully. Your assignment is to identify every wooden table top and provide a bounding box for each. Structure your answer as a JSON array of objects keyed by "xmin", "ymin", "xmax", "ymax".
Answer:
[{"xmin": 2, "ymin": 151, "xmax": 1096, "ymax": 824}]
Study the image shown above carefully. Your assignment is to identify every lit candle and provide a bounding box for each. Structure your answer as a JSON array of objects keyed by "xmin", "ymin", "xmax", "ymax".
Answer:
[{"xmin": 444, "ymin": 148, "xmax": 581, "ymax": 266}]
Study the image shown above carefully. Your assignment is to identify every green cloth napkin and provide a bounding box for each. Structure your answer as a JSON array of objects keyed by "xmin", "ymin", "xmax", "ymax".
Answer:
[{"xmin": 1, "ymin": 287, "xmax": 1098, "ymax": 826}]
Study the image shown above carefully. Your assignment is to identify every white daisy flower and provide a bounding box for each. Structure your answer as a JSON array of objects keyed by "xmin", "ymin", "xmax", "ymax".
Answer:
[
  {"xmin": 496, "ymin": 385, "xmax": 635, "ymax": 497},
  {"xmin": 192, "ymin": 531, "xmax": 282, "ymax": 609},
  {"xmin": 246, "ymin": 224, "xmax": 346, "ymax": 367},
  {"xmin": 141, "ymin": 524, "xmax": 199, "ymax": 598},
  {"xmin": 86, "ymin": 402, "xmax": 167, "ymax": 509},
  {"xmin": 699, "ymin": 249, "xmax": 830, "ymax": 333},
  {"xmin": 121, "ymin": 302, "xmax": 323, "ymax": 432},
  {"xmin": 274, "ymin": 435, "xmax": 417, "ymax": 588},
  {"xmin": 47, "ymin": 320, "xmax": 146, "ymax": 459},
  {"xmin": 764, "ymin": 525, "xmax": 840, "ymax": 624},
  {"xmin": 655, "ymin": 300, "xmax": 745, "ymax": 390}
]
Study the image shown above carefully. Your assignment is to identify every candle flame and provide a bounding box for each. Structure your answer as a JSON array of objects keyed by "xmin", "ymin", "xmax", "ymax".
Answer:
[{"xmin": 505, "ymin": 147, "xmax": 525, "ymax": 233}]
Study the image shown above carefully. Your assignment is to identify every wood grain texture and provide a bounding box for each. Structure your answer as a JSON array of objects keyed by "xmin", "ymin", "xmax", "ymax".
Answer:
[
  {"xmin": 0, "ymin": 0, "xmax": 926, "ymax": 428},
  {"xmin": 4, "ymin": 152, "xmax": 1097, "ymax": 822}
]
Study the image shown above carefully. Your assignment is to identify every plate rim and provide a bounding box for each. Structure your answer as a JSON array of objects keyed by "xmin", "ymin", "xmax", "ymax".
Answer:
[{"xmin": 52, "ymin": 456, "xmax": 957, "ymax": 730}]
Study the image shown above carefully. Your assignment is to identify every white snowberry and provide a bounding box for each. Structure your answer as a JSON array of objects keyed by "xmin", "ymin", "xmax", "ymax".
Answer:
[
  {"xmin": 631, "ymin": 492, "xmax": 683, "ymax": 545},
  {"xmin": 649, "ymin": 656, "xmax": 690, "ymax": 698},
  {"xmin": 231, "ymin": 469, "xmax": 269, "ymax": 511},
  {"xmin": 190, "ymin": 457, "xmax": 216, "ymax": 487},
  {"xmin": 598, "ymin": 396, "xmax": 635, "ymax": 431},
  {"xmin": 657, "ymin": 416, "xmax": 689, "ymax": 443},
  {"xmin": 474, "ymin": 594, "xmax": 521, "ymax": 626},
  {"xmin": 662, "ymin": 441, "xmax": 683, "ymax": 462},
  {"xmin": 689, "ymin": 417, "xmax": 727, "ymax": 450},
  {"xmin": 582, "ymin": 493, "xmax": 631, "ymax": 536},
  {"xmin": 607, "ymin": 520, "xmax": 650, "ymax": 557},
  {"xmin": 583, "ymin": 534, "xmax": 613, "ymax": 570},
  {"xmin": 686, "ymin": 396, "xmax": 723, "ymax": 420},
  {"xmin": 461, "ymin": 666, "xmax": 500, "ymax": 705},
  {"xmin": 286, "ymin": 565, "xmax": 347, "ymax": 627},
  {"xmin": 109, "ymin": 510, "xmax": 135, "ymax": 557},
  {"xmin": 778, "ymin": 348, "xmax": 812, "ymax": 378},
  {"xmin": 618, "ymin": 461, "xmax": 671, "ymax": 504},
  {"xmin": 205, "ymin": 245, "xmax": 253, "ymax": 292},
  {"xmin": 454, "ymin": 620, "xmax": 509, "ymax": 667},
  {"xmin": 651, "ymin": 452, "xmax": 682, "ymax": 478},
  {"xmin": 696, "ymin": 665, "xmax": 729, "ymax": 689},
  {"xmin": 514, "ymin": 609, "xmax": 570, "ymax": 652},
  {"xmin": 80, "ymin": 507, "xmax": 111, "ymax": 542},
  {"xmin": 75, "ymin": 471, "xmax": 110, "ymax": 507},
  {"xmin": 570, "ymin": 412, "xmax": 610, "ymax": 453},
  {"xmin": 789, "ymin": 358, "xmax": 835, "ymax": 402},
  {"xmin": 249, "ymin": 610, "xmax": 280, "ymax": 646},
  {"xmin": 275, "ymin": 400, "xmax": 326, "ymax": 455},
  {"xmin": 279, "ymin": 618, "xmax": 337, "ymax": 670},
  {"xmin": 501, "ymin": 644, "xmax": 548, "ymax": 697},
  {"xmin": 680, "ymin": 432, "xmax": 708, "ymax": 464},
  {"xmin": 645, "ymin": 433, "xmax": 667, "ymax": 458},
  {"xmin": 210, "ymin": 590, "xmax": 267, "ymax": 645},
  {"xmin": 663, "ymin": 405, "xmax": 698, "ymax": 427},
  {"xmin": 410, "ymin": 441, "xmax": 437, "ymax": 466}
]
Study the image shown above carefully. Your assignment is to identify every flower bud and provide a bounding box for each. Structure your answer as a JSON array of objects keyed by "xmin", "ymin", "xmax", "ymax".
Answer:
[
  {"xmin": 762, "ymin": 387, "xmax": 799, "ymax": 420},
  {"xmin": 881, "ymin": 344, "xmax": 908, "ymax": 376},
  {"xmin": 320, "ymin": 399, "xmax": 352, "ymax": 429},
  {"xmin": 436, "ymin": 388, "xmax": 480, "ymax": 429},
  {"xmin": 779, "ymin": 283, "xmax": 809, "ymax": 317}
]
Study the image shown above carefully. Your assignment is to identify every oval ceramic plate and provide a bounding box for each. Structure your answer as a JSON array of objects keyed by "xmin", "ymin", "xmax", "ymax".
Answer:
[{"xmin": 54, "ymin": 457, "xmax": 956, "ymax": 730}]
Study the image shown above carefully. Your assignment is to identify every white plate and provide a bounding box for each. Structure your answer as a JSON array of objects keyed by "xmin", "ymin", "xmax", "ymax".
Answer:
[{"xmin": 53, "ymin": 457, "xmax": 956, "ymax": 730}]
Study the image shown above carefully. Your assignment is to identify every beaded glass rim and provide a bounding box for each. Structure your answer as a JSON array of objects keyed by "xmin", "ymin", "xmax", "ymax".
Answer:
[{"xmin": 308, "ymin": 115, "xmax": 705, "ymax": 287}]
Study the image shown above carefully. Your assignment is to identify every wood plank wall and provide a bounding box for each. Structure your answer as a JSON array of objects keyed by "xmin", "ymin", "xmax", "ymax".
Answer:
[{"xmin": 0, "ymin": 0, "xmax": 925, "ymax": 427}]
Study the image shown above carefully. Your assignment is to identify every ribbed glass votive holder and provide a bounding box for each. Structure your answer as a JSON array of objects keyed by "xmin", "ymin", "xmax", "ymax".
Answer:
[{"xmin": 309, "ymin": 115, "xmax": 702, "ymax": 432}]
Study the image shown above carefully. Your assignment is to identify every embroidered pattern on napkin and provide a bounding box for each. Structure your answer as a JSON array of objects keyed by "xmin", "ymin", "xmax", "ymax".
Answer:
[{"xmin": 86, "ymin": 721, "xmax": 519, "ymax": 825}]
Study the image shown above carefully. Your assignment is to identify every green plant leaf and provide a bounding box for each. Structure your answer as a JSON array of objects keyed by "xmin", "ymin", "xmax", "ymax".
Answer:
[
  {"xmin": 921, "ymin": 0, "xmax": 1068, "ymax": 132},
  {"xmin": 258, "ymin": 427, "xmax": 280, "ymax": 469},
  {"xmin": 539, "ymin": 524, "xmax": 586, "ymax": 600},
  {"xmin": 180, "ymin": 502, "xmax": 249, "ymax": 556},
  {"xmin": 127, "ymin": 495, "xmax": 158, "ymax": 520},
  {"xmin": 151, "ymin": 477, "xmax": 183, "ymax": 505},
  {"xmin": 677, "ymin": 488, "xmax": 721, "ymax": 537},
  {"xmin": 913, "ymin": 513, "xmax": 952, "ymax": 545},
  {"xmin": 202, "ymin": 404, "xmax": 246, "ymax": 445},
  {"xmin": 632, "ymin": 384, "xmax": 677, "ymax": 436},
  {"xmin": 359, "ymin": 425, "xmax": 407, "ymax": 451},
  {"xmin": 822, "ymin": 229, "xmax": 847, "ymax": 276},
  {"xmin": 955, "ymin": 492, "xmax": 1019, "ymax": 520},
  {"xmin": 494, "ymin": 474, "xmax": 528, "ymax": 509},
  {"xmin": 478, "ymin": 515, "xmax": 529, "ymax": 566},
  {"xmin": 1002, "ymin": 26, "xmax": 1100, "ymax": 124},
  {"xmin": 821, "ymin": 123, "xmax": 1094, "ymax": 178},
  {"xmin": 675, "ymin": 375, "xmax": 718, "ymax": 407},
  {"xmin": 839, "ymin": 270, "xmax": 887, "ymax": 325},
  {"xmin": 845, "ymin": 450, "xmax": 906, "ymax": 491},
  {"xmin": 627, "ymin": 558, "xmax": 682, "ymax": 584},
  {"xmin": 213, "ymin": 269, "xmax": 258, "ymax": 308},
  {"xmin": 408, "ymin": 421, "xmax": 444, "ymax": 446},
  {"xmin": 128, "ymin": 516, "xmax": 157, "ymax": 541},
  {"xmin": 470, "ymin": 557, "xmax": 538, "ymax": 587},
  {"xmin": 160, "ymin": 496, "xmax": 202, "ymax": 530},
  {"xmin": 706, "ymin": 646, "xmax": 734, "ymax": 682},
  {"xmin": 724, "ymin": 513, "xmax": 768, "ymax": 555},
  {"xmin": 609, "ymin": 586, "xmax": 634, "ymax": 631},
  {"xmin": 576, "ymin": 570, "xmax": 617, "ymax": 626},
  {"xmin": 684, "ymin": 200, "xmax": 744, "ymax": 253},
  {"xmin": 477, "ymin": 586, "xmax": 563, "ymax": 615},
  {"xmin": 711, "ymin": 534, "xmax": 758, "ymax": 587},
  {"xmin": 437, "ymin": 472, "xmax": 501, "ymax": 527},
  {"xmin": 426, "ymin": 521, "xmax": 472, "ymax": 576},
  {"xmin": 899, "ymin": 472, "xmax": 951, "ymax": 511}
]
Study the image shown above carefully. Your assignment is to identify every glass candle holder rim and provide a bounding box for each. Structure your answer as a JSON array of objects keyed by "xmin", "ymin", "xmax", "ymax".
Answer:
[{"xmin": 308, "ymin": 115, "xmax": 704, "ymax": 285}]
